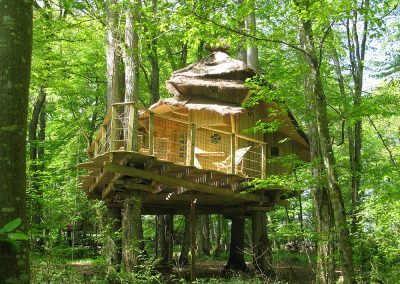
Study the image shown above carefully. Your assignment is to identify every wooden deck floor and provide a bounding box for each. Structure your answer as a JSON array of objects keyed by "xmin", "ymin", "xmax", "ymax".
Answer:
[{"xmin": 78, "ymin": 151, "xmax": 283, "ymax": 215}]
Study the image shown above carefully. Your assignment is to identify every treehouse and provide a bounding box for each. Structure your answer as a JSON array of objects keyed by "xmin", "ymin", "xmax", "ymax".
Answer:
[{"xmin": 78, "ymin": 51, "xmax": 310, "ymax": 275}]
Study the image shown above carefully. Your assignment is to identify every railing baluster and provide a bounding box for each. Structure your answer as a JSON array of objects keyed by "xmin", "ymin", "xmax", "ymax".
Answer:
[
  {"xmin": 110, "ymin": 105, "xmax": 117, "ymax": 151},
  {"xmin": 188, "ymin": 123, "xmax": 196, "ymax": 166},
  {"xmin": 230, "ymin": 133, "xmax": 236, "ymax": 174}
]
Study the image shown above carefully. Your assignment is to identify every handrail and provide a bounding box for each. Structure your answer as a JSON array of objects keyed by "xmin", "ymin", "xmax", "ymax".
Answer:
[{"xmin": 88, "ymin": 102, "xmax": 267, "ymax": 157}]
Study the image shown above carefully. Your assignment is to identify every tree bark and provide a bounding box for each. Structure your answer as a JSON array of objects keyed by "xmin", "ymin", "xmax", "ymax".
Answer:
[
  {"xmin": 148, "ymin": 0, "xmax": 160, "ymax": 104},
  {"xmin": 106, "ymin": 0, "xmax": 120, "ymax": 109},
  {"xmin": 296, "ymin": 2, "xmax": 355, "ymax": 281},
  {"xmin": 236, "ymin": 0, "xmax": 247, "ymax": 63},
  {"xmin": 0, "ymin": 0, "xmax": 32, "ymax": 282},
  {"xmin": 252, "ymin": 211, "xmax": 273, "ymax": 275},
  {"xmin": 213, "ymin": 214, "xmax": 222, "ymax": 257},
  {"xmin": 122, "ymin": 192, "xmax": 143, "ymax": 271},
  {"xmin": 105, "ymin": 206, "xmax": 122, "ymax": 268},
  {"xmin": 245, "ymin": 8, "xmax": 259, "ymax": 72},
  {"xmin": 225, "ymin": 217, "xmax": 247, "ymax": 271},
  {"xmin": 179, "ymin": 215, "xmax": 190, "ymax": 265},
  {"xmin": 159, "ymin": 214, "xmax": 173, "ymax": 267}
]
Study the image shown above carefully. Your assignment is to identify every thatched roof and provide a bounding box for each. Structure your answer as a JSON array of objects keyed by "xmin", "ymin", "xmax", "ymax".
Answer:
[
  {"xmin": 166, "ymin": 52, "xmax": 255, "ymax": 102},
  {"xmin": 149, "ymin": 96, "xmax": 244, "ymax": 115}
]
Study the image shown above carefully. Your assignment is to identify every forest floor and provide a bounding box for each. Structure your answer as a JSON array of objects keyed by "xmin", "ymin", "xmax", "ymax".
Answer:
[{"xmin": 32, "ymin": 252, "xmax": 316, "ymax": 283}]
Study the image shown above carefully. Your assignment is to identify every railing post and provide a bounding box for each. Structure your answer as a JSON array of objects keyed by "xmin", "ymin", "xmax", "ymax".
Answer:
[
  {"xmin": 94, "ymin": 139, "xmax": 99, "ymax": 157},
  {"xmin": 261, "ymin": 143, "xmax": 267, "ymax": 179},
  {"xmin": 230, "ymin": 133, "xmax": 236, "ymax": 174},
  {"xmin": 126, "ymin": 104, "xmax": 136, "ymax": 151},
  {"xmin": 149, "ymin": 112, "xmax": 155, "ymax": 155},
  {"xmin": 110, "ymin": 105, "xmax": 117, "ymax": 151},
  {"xmin": 101, "ymin": 125, "xmax": 106, "ymax": 154}
]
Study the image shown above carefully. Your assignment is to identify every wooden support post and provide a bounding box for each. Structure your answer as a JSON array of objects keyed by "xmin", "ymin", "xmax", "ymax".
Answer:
[
  {"xmin": 188, "ymin": 123, "xmax": 196, "ymax": 166},
  {"xmin": 261, "ymin": 143, "xmax": 267, "ymax": 179},
  {"xmin": 110, "ymin": 105, "xmax": 117, "ymax": 151},
  {"xmin": 230, "ymin": 133, "xmax": 236, "ymax": 175},
  {"xmin": 149, "ymin": 112, "xmax": 155, "ymax": 155},
  {"xmin": 189, "ymin": 201, "xmax": 196, "ymax": 281},
  {"xmin": 126, "ymin": 104, "xmax": 136, "ymax": 151}
]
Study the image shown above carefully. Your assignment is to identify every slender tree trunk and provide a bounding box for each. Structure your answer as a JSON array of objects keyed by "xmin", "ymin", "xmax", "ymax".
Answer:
[
  {"xmin": 236, "ymin": 0, "xmax": 247, "ymax": 63},
  {"xmin": 245, "ymin": 8, "xmax": 259, "ymax": 72},
  {"xmin": 225, "ymin": 217, "xmax": 247, "ymax": 271},
  {"xmin": 252, "ymin": 211, "xmax": 273, "ymax": 275},
  {"xmin": 297, "ymin": 10, "xmax": 355, "ymax": 283},
  {"xmin": 160, "ymin": 215, "xmax": 173, "ymax": 267},
  {"xmin": 213, "ymin": 215, "xmax": 222, "ymax": 256},
  {"xmin": 106, "ymin": 0, "xmax": 120, "ymax": 109},
  {"xmin": 148, "ymin": 0, "xmax": 160, "ymax": 104},
  {"xmin": 0, "ymin": 1, "xmax": 32, "ymax": 282},
  {"xmin": 179, "ymin": 215, "xmax": 190, "ymax": 265}
]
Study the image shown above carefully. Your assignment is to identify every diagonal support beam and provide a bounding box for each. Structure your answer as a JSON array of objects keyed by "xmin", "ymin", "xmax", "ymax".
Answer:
[{"xmin": 104, "ymin": 163, "xmax": 264, "ymax": 203}]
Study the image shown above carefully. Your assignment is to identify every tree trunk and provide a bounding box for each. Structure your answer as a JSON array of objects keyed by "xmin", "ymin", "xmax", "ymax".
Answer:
[
  {"xmin": 0, "ymin": 1, "xmax": 32, "ymax": 282},
  {"xmin": 245, "ymin": 8, "xmax": 259, "ymax": 72},
  {"xmin": 105, "ymin": 206, "xmax": 122, "ymax": 268},
  {"xmin": 297, "ymin": 6, "xmax": 355, "ymax": 282},
  {"xmin": 160, "ymin": 215, "xmax": 173, "ymax": 267},
  {"xmin": 179, "ymin": 215, "xmax": 190, "ymax": 265},
  {"xmin": 225, "ymin": 217, "xmax": 247, "ymax": 271},
  {"xmin": 236, "ymin": 0, "xmax": 247, "ymax": 63},
  {"xmin": 148, "ymin": 0, "xmax": 160, "ymax": 104},
  {"xmin": 252, "ymin": 211, "xmax": 273, "ymax": 275},
  {"xmin": 122, "ymin": 192, "xmax": 143, "ymax": 271},
  {"xmin": 106, "ymin": 0, "xmax": 120, "ymax": 109},
  {"xmin": 213, "ymin": 215, "xmax": 222, "ymax": 256}
]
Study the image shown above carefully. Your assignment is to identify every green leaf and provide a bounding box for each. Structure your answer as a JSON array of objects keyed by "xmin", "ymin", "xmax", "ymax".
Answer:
[
  {"xmin": 7, "ymin": 232, "xmax": 29, "ymax": 241},
  {"xmin": 1, "ymin": 218, "xmax": 22, "ymax": 233}
]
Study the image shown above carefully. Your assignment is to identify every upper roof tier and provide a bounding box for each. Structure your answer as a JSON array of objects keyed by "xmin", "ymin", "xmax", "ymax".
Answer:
[{"xmin": 166, "ymin": 52, "xmax": 256, "ymax": 104}]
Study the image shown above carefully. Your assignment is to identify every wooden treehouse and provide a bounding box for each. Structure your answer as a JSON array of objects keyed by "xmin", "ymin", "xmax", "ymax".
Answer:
[{"xmin": 78, "ymin": 52, "xmax": 310, "ymax": 274}]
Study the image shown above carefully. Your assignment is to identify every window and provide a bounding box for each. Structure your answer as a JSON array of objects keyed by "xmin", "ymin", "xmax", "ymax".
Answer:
[{"xmin": 271, "ymin": 146, "xmax": 280, "ymax": 157}]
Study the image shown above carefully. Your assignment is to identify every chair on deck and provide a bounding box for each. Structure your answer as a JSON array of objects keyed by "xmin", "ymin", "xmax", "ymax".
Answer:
[{"xmin": 213, "ymin": 146, "xmax": 252, "ymax": 175}]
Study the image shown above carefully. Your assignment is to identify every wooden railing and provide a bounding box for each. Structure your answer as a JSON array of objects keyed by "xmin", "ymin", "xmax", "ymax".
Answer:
[{"xmin": 88, "ymin": 102, "xmax": 267, "ymax": 178}]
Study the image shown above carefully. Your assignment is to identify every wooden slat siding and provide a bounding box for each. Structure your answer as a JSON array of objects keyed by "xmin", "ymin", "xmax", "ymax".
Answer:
[
  {"xmin": 148, "ymin": 112, "xmax": 155, "ymax": 155},
  {"xmin": 126, "ymin": 104, "xmax": 135, "ymax": 151},
  {"xmin": 230, "ymin": 133, "xmax": 236, "ymax": 175}
]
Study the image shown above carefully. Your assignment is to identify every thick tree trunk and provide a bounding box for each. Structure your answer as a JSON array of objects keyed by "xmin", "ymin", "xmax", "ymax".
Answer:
[
  {"xmin": 122, "ymin": 192, "xmax": 143, "ymax": 271},
  {"xmin": 0, "ymin": 1, "xmax": 32, "ymax": 282},
  {"xmin": 148, "ymin": 0, "xmax": 160, "ymax": 104},
  {"xmin": 106, "ymin": 0, "xmax": 120, "ymax": 109},
  {"xmin": 197, "ymin": 215, "xmax": 211, "ymax": 256},
  {"xmin": 225, "ymin": 217, "xmax": 247, "ymax": 271},
  {"xmin": 252, "ymin": 211, "xmax": 273, "ymax": 275}
]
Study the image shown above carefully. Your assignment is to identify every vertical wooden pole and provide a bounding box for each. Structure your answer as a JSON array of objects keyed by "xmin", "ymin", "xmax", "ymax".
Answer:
[
  {"xmin": 149, "ymin": 112, "xmax": 155, "ymax": 155},
  {"xmin": 101, "ymin": 125, "xmax": 107, "ymax": 154},
  {"xmin": 189, "ymin": 201, "xmax": 196, "ymax": 281},
  {"xmin": 110, "ymin": 105, "xmax": 117, "ymax": 151},
  {"xmin": 188, "ymin": 123, "xmax": 196, "ymax": 166},
  {"xmin": 261, "ymin": 143, "xmax": 267, "ymax": 179},
  {"xmin": 230, "ymin": 133, "xmax": 236, "ymax": 174},
  {"xmin": 126, "ymin": 103, "xmax": 136, "ymax": 151}
]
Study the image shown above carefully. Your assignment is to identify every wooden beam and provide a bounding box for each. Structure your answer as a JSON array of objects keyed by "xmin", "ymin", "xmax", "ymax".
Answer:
[
  {"xmin": 110, "ymin": 105, "xmax": 117, "ymax": 151},
  {"xmin": 124, "ymin": 179, "xmax": 155, "ymax": 192},
  {"xmin": 104, "ymin": 163, "xmax": 264, "ymax": 203},
  {"xmin": 261, "ymin": 143, "xmax": 267, "ymax": 179},
  {"xmin": 126, "ymin": 104, "xmax": 136, "ymax": 151},
  {"xmin": 189, "ymin": 123, "xmax": 196, "ymax": 166}
]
